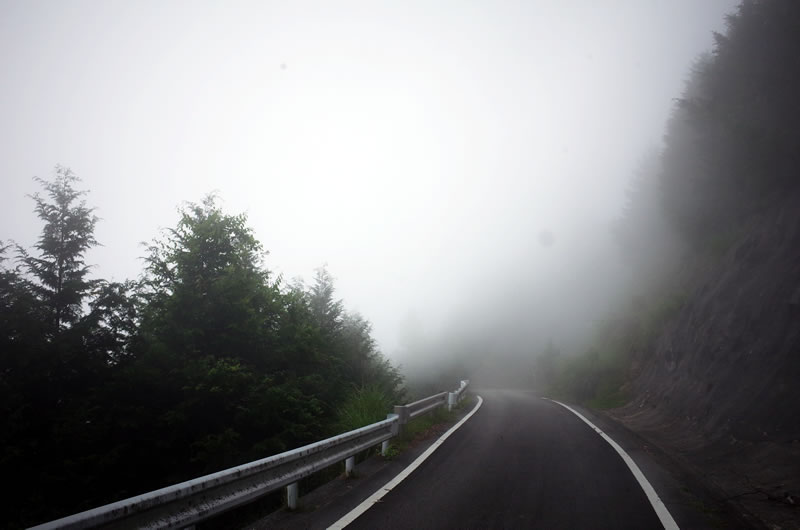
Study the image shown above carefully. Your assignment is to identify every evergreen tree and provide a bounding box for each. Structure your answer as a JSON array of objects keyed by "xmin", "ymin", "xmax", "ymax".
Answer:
[
  {"xmin": 307, "ymin": 266, "xmax": 344, "ymax": 339},
  {"xmin": 128, "ymin": 196, "xmax": 329, "ymax": 484},
  {"xmin": 140, "ymin": 195, "xmax": 281, "ymax": 367},
  {"xmin": 81, "ymin": 280, "xmax": 139, "ymax": 364},
  {"xmin": 16, "ymin": 166, "xmax": 98, "ymax": 336},
  {"xmin": 1, "ymin": 170, "xmax": 111, "ymax": 529},
  {"xmin": 3, "ymin": 187, "xmax": 405, "ymax": 527},
  {"xmin": 660, "ymin": 0, "xmax": 800, "ymax": 245}
]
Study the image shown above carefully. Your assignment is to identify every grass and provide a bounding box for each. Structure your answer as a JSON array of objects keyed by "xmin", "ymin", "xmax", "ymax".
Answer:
[
  {"xmin": 333, "ymin": 385, "xmax": 393, "ymax": 434},
  {"xmin": 382, "ymin": 396, "xmax": 473, "ymax": 458},
  {"xmin": 334, "ymin": 386, "xmax": 472, "ymax": 465}
]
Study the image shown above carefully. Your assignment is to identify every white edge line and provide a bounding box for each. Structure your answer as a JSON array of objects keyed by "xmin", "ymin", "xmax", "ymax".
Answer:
[
  {"xmin": 546, "ymin": 398, "xmax": 679, "ymax": 530},
  {"xmin": 327, "ymin": 395, "xmax": 484, "ymax": 529}
]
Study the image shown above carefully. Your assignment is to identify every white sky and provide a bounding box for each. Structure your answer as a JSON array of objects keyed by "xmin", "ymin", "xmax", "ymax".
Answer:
[{"xmin": 1, "ymin": 0, "xmax": 738, "ymax": 357}]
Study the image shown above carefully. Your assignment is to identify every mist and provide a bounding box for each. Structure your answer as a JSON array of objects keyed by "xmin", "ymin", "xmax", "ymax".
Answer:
[{"xmin": 1, "ymin": 1, "xmax": 739, "ymax": 387}]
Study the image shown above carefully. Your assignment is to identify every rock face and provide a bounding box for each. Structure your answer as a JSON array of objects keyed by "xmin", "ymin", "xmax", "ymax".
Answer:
[
  {"xmin": 625, "ymin": 188, "xmax": 800, "ymax": 442},
  {"xmin": 612, "ymin": 189, "xmax": 800, "ymax": 528}
]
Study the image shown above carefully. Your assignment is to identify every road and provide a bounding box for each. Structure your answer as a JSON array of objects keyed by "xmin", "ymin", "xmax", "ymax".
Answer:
[{"xmin": 339, "ymin": 389, "xmax": 666, "ymax": 529}]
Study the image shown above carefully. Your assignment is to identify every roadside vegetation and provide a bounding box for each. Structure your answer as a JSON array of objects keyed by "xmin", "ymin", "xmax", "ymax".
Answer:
[
  {"xmin": 0, "ymin": 172, "xmax": 404, "ymax": 529},
  {"xmin": 334, "ymin": 385, "xmax": 395, "ymax": 434},
  {"xmin": 384, "ymin": 395, "xmax": 473, "ymax": 458}
]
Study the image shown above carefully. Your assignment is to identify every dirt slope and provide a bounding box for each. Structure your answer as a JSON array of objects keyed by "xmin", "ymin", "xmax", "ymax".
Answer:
[{"xmin": 612, "ymin": 189, "xmax": 800, "ymax": 528}]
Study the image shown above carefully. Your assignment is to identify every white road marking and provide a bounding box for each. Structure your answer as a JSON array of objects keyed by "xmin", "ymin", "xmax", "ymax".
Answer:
[
  {"xmin": 547, "ymin": 399, "xmax": 680, "ymax": 530},
  {"xmin": 327, "ymin": 395, "xmax": 484, "ymax": 529}
]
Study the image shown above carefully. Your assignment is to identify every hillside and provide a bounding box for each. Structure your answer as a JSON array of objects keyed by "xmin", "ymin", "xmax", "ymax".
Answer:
[
  {"xmin": 544, "ymin": 1, "xmax": 800, "ymax": 527},
  {"xmin": 613, "ymin": 187, "xmax": 800, "ymax": 528}
]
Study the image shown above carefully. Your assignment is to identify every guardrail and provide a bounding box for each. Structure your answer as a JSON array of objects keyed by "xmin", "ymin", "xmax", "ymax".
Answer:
[
  {"xmin": 403, "ymin": 391, "xmax": 448, "ymax": 420},
  {"xmin": 448, "ymin": 379, "xmax": 469, "ymax": 410},
  {"xmin": 30, "ymin": 379, "xmax": 470, "ymax": 529}
]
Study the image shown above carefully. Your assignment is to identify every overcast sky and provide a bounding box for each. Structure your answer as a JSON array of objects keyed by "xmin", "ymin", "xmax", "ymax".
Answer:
[{"xmin": 1, "ymin": 1, "xmax": 739, "ymax": 359}]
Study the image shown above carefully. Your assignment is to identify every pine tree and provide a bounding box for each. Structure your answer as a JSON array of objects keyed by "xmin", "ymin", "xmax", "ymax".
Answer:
[
  {"xmin": 307, "ymin": 266, "xmax": 344, "ymax": 339},
  {"xmin": 17, "ymin": 166, "xmax": 98, "ymax": 336}
]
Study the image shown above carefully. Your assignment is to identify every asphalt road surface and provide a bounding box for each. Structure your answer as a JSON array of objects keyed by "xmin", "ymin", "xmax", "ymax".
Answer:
[{"xmin": 342, "ymin": 389, "xmax": 666, "ymax": 529}]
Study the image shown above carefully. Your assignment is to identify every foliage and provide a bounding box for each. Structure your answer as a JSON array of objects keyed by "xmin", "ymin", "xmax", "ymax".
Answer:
[
  {"xmin": 334, "ymin": 385, "xmax": 393, "ymax": 433},
  {"xmin": 549, "ymin": 345, "xmax": 628, "ymax": 409},
  {"xmin": 139, "ymin": 195, "xmax": 281, "ymax": 368},
  {"xmin": 547, "ymin": 286, "xmax": 688, "ymax": 408},
  {"xmin": 307, "ymin": 266, "xmax": 344, "ymax": 339},
  {"xmin": 576, "ymin": 0, "xmax": 800, "ymax": 412},
  {"xmin": 1, "ymin": 175, "xmax": 405, "ymax": 529},
  {"xmin": 339, "ymin": 311, "xmax": 405, "ymax": 403},
  {"xmin": 659, "ymin": 0, "xmax": 800, "ymax": 245},
  {"xmin": 16, "ymin": 166, "xmax": 98, "ymax": 335},
  {"xmin": 386, "ymin": 404, "xmax": 454, "ymax": 455},
  {"xmin": 82, "ymin": 280, "xmax": 140, "ymax": 364}
]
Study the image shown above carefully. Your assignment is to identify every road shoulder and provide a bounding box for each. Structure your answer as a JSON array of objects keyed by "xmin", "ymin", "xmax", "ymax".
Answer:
[{"xmin": 565, "ymin": 402, "xmax": 762, "ymax": 529}]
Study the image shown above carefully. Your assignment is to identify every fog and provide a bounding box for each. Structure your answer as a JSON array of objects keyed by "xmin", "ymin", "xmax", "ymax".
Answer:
[{"xmin": 1, "ymin": 1, "xmax": 739, "ymax": 386}]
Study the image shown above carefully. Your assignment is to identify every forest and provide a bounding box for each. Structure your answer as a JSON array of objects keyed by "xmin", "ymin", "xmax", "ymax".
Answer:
[
  {"xmin": 540, "ymin": 0, "xmax": 800, "ymax": 407},
  {"xmin": 0, "ymin": 175, "xmax": 404, "ymax": 528}
]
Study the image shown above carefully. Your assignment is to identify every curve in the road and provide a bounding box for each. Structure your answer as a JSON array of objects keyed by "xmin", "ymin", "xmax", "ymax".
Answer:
[
  {"xmin": 328, "ymin": 395, "xmax": 485, "ymax": 529},
  {"xmin": 331, "ymin": 390, "xmax": 674, "ymax": 530},
  {"xmin": 548, "ymin": 399, "xmax": 678, "ymax": 530}
]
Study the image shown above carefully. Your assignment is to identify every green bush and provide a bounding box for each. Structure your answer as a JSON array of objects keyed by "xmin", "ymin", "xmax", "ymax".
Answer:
[{"xmin": 333, "ymin": 385, "xmax": 392, "ymax": 434}]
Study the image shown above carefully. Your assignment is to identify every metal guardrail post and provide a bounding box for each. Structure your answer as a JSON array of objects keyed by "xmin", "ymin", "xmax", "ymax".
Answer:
[
  {"xmin": 345, "ymin": 456, "xmax": 355, "ymax": 477},
  {"xmin": 394, "ymin": 404, "xmax": 410, "ymax": 428},
  {"xmin": 286, "ymin": 482, "xmax": 298, "ymax": 510},
  {"xmin": 387, "ymin": 413, "xmax": 400, "ymax": 435},
  {"xmin": 383, "ymin": 413, "xmax": 399, "ymax": 456}
]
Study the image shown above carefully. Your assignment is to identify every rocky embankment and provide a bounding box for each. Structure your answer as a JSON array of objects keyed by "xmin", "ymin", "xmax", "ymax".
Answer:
[{"xmin": 612, "ymin": 189, "xmax": 800, "ymax": 529}]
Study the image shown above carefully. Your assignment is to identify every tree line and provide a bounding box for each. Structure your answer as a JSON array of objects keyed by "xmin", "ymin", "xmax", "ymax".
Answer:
[
  {"xmin": 539, "ymin": 0, "xmax": 800, "ymax": 404},
  {"xmin": 0, "ymin": 167, "xmax": 404, "ymax": 528},
  {"xmin": 655, "ymin": 0, "xmax": 798, "ymax": 247}
]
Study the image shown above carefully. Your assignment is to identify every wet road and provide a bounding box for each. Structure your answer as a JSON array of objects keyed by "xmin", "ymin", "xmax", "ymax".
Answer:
[{"xmin": 342, "ymin": 390, "xmax": 665, "ymax": 529}]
